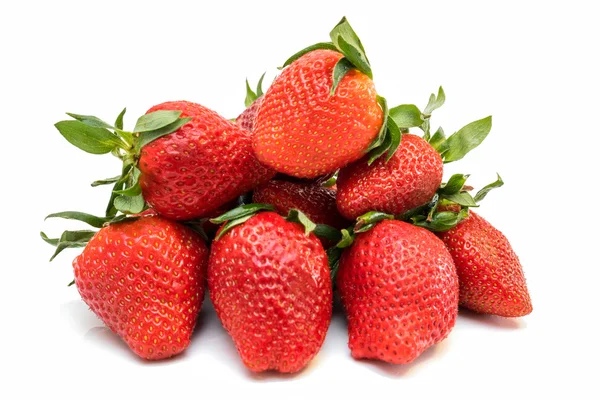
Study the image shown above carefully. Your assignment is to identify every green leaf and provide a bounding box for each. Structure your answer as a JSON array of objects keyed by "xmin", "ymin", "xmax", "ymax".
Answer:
[
  {"xmin": 389, "ymin": 104, "xmax": 424, "ymax": 128},
  {"xmin": 442, "ymin": 192, "xmax": 478, "ymax": 207},
  {"xmin": 67, "ymin": 280, "xmax": 75, "ymax": 287},
  {"xmin": 366, "ymin": 96, "xmax": 389, "ymax": 152},
  {"xmin": 336, "ymin": 228, "xmax": 354, "ymax": 248},
  {"xmin": 210, "ymin": 203, "xmax": 275, "ymax": 224},
  {"xmin": 91, "ymin": 175, "xmax": 121, "ymax": 187},
  {"xmin": 286, "ymin": 209, "xmax": 317, "ymax": 236},
  {"xmin": 45, "ymin": 211, "xmax": 110, "ymax": 228},
  {"xmin": 115, "ymin": 108, "xmax": 126, "ymax": 130},
  {"xmin": 55, "ymin": 120, "xmax": 123, "ymax": 154},
  {"xmin": 281, "ymin": 42, "xmax": 338, "ymax": 69},
  {"xmin": 113, "ymin": 167, "xmax": 141, "ymax": 196},
  {"xmin": 135, "ymin": 117, "xmax": 191, "ymax": 150},
  {"xmin": 385, "ymin": 118, "xmax": 402, "ymax": 162},
  {"xmin": 326, "ymin": 246, "xmax": 343, "ymax": 281},
  {"xmin": 215, "ymin": 215, "xmax": 253, "ymax": 240},
  {"xmin": 106, "ymin": 164, "xmax": 132, "ymax": 217},
  {"xmin": 354, "ymin": 211, "xmax": 394, "ymax": 233},
  {"xmin": 438, "ymin": 174, "xmax": 469, "ymax": 195},
  {"xmin": 330, "ymin": 57, "xmax": 354, "ymax": 96},
  {"xmin": 256, "ymin": 72, "xmax": 266, "ymax": 97},
  {"xmin": 474, "ymin": 173, "xmax": 504, "ymax": 202},
  {"xmin": 313, "ymin": 224, "xmax": 343, "ymax": 242},
  {"xmin": 321, "ymin": 171, "xmax": 338, "ymax": 187},
  {"xmin": 107, "ymin": 214, "xmax": 140, "ymax": 225},
  {"xmin": 47, "ymin": 230, "xmax": 96, "ymax": 261},
  {"xmin": 40, "ymin": 232, "xmax": 59, "ymax": 246},
  {"xmin": 114, "ymin": 194, "xmax": 145, "ymax": 214},
  {"xmin": 329, "ymin": 17, "xmax": 372, "ymax": 78},
  {"xmin": 412, "ymin": 209, "xmax": 468, "ymax": 232},
  {"xmin": 429, "ymin": 126, "xmax": 449, "ymax": 155},
  {"xmin": 444, "ymin": 116, "xmax": 492, "ymax": 163},
  {"xmin": 367, "ymin": 125, "xmax": 392, "ymax": 165},
  {"xmin": 424, "ymin": 86, "xmax": 446, "ymax": 115},
  {"xmin": 244, "ymin": 79, "xmax": 258, "ymax": 108},
  {"xmin": 66, "ymin": 113, "xmax": 114, "ymax": 129},
  {"xmin": 134, "ymin": 110, "xmax": 182, "ymax": 133}
]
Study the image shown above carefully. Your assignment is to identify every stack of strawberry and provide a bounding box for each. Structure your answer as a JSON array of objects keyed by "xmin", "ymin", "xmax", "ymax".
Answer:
[{"xmin": 42, "ymin": 18, "xmax": 532, "ymax": 372}]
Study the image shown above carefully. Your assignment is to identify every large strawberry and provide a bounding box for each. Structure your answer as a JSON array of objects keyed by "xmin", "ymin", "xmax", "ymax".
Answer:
[
  {"xmin": 336, "ymin": 133, "xmax": 443, "ymax": 220},
  {"xmin": 437, "ymin": 211, "xmax": 532, "ymax": 317},
  {"xmin": 336, "ymin": 217, "xmax": 459, "ymax": 364},
  {"xmin": 252, "ymin": 18, "xmax": 386, "ymax": 178},
  {"xmin": 54, "ymin": 100, "xmax": 275, "ymax": 221},
  {"xmin": 42, "ymin": 213, "xmax": 209, "ymax": 360},
  {"xmin": 252, "ymin": 179, "xmax": 349, "ymax": 230},
  {"xmin": 208, "ymin": 205, "xmax": 332, "ymax": 373}
]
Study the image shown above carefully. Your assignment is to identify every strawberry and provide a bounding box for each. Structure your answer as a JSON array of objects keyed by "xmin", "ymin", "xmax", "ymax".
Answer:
[
  {"xmin": 437, "ymin": 211, "xmax": 532, "ymax": 317},
  {"xmin": 139, "ymin": 101, "xmax": 275, "ymax": 219},
  {"xmin": 336, "ymin": 133, "xmax": 443, "ymax": 220},
  {"xmin": 252, "ymin": 179, "xmax": 349, "ymax": 230},
  {"xmin": 54, "ymin": 101, "xmax": 275, "ymax": 222},
  {"xmin": 208, "ymin": 206, "xmax": 332, "ymax": 373},
  {"xmin": 336, "ymin": 218, "xmax": 459, "ymax": 364},
  {"xmin": 45, "ymin": 214, "xmax": 209, "ymax": 360},
  {"xmin": 252, "ymin": 18, "xmax": 386, "ymax": 178}
]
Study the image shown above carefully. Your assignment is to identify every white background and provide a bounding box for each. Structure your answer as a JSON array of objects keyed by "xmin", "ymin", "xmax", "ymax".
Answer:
[{"xmin": 1, "ymin": 1, "xmax": 598, "ymax": 398}]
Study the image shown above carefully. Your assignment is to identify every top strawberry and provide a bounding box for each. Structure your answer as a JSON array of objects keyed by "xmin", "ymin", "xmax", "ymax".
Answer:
[{"xmin": 253, "ymin": 18, "xmax": 389, "ymax": 178}]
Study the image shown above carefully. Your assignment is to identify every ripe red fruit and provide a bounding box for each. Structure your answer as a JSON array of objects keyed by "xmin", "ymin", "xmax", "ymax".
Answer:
[
  {"xmin": 236, "ymin": 96, "xmax": 263, "ymax": 132},
  {"xmin": 139, "ymin": 101, "xmax": 275, "ymax": 220},
  {"xmin": 252, "ymin": 179, "xmax": 349, "ymax": 230},
  {"xmin": 72, "ymin": 215, "xmax": 209, "ymax": 360},
  {"xmin": 437, "ymin": 211, "xmax": 532, "ymax": 317},
  {"xmin": 337, "ymin": 220, "xmax": 459, "ymax": 364},
  {"xmin": 336, "ymin": 133, "xmax": 443, "ymax": 220},
  {"xmin": 253, "ymin": 49, "xmax": 383, "ymax": 178},
  {"xmin": 208, "ymin": 212, "xmax": 332, "ymax": 373}
]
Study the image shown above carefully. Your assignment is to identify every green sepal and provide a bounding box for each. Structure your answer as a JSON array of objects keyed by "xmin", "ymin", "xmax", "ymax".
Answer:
[
  {"xmin": 91, "ymin": 175, "xmax": 121, "ymax": 187},
  {"xmin": 423, "ymin": 86, "xmax": 446, "ymax": 116},
  {"xmin": 112, "ymin": 167, "xmax": 141, "ymax": 196},
  {"xmin": 42, "ymin": 230, "xmax": 96, "ymax": 261},
  {"xmin": 438, "ymin": 174, "xmax": 469, "ymax": 195},
  {"xmin": 210, "ymin": 203, "xmax": 275, "ymax": 225},
  {"xmin": 215, "ymin": 215, "xmax": 253, "ymax": 240},
  {"xmin": 106, "ymin": 214, "xmax": 140, "ymax": 225},
  {"xmin": 412, "ymin": 209, "xmax": 469, "ymax": 232},
  {"xmin": 321, "ymin": 171, "xmax": 338, "ymax": 187},
  {"xmin": 443, "ymin": 116, "xmax": 492, "ymax": 163},
  {"xmin": 442, "ymin": 192, "xmax": 478, "ymax": 207},
  {"xmin": 330, "ymin": 57, "xmax": 354, "ymax": 95},
  {"xmin": 336, "ymin": 228, "xmax": 355, "ymax": 248},
  {"xmin": 326, "ymin": 246, "xmax": 343, "ymax": 281},
  {"xmin": 286, "ymin": 209, "xmax": 317, "ymax": 236},
  {"xmin": 134, "ymin": 110, "xmax": 182, "ymax": 133},
  {"xmin": 384, "ymin": 118, "xmax": 402, "ymax": 162},
  {"xmin": 45, "ymin": 211, "xmax": 111, "ymax": 229},
  {"xmin": 329, "ymin": 17, "xmax": 372, "ymax": 78},
  {"xmin": 429, "ymin": 126, "xmax": 449, "ymax": 155},
  {"xmin": 245, "ymin": 73, "xmax": 266, "ymax": 107},
  {"xmin": 67, "ymin": 280, "xmax": 75, "ymax": 287},
  {"xmin": 474, "ymin": 173, "xmax": 504, "ymax": 202},
  {"xmin": 313, "ymin": 224, "xmax": 343, "ymax": 243},
  {"xmin": 66, "ymin": 113, "xmax": 114, "ymax": 130},
  {"xmin": 388, "ymin": 104, "xmax": 424, "ymax": 129},
  {"xmin": 134, "ymin": 117, "xmax": 192, "ymax": 151},
  {"xmin": 280, "ymin": 42, "xmax": 338, "ymax": 69},
  {"xmin": 55, "ymin": 120, "xmax": 124, "ymax": 154},
  {"xmin": 354, "ymin": 211, "xmax": 394, "ymax": 233},
  {"xmin": 114, "ymin": 194, "xmax": 145, "ymax": 214},
  {"xmin": 114, "ymin": 108, "xmax": 126, "ymax": 130},
  {"xmin": 366, "ymin": 96, "xmax": 389, "ymax": 152}
]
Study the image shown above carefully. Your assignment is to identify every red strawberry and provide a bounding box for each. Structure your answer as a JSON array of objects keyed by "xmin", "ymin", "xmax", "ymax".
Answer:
[
  {"xmin": 337, "ymin": 220, "xmax": 459, "ymax": 364},
  {"xmin": 437, "ymin": 211, "xmax": 532, "ymax": 317},
  {"xmin": 72, "ymin": 215, "xmax": 209, "ymax": 360},
  {"xmin": 138, "ymin": 101, "xmax": 275, "ymax": 220},
  {"xmin": 236, "ymin": 96, "xmax": 263, "ymax": 132},
  {"xmin": 252, "ymin": 179, "xmax": 349, "ymax": 230},
  {"xmin": 253, "ymin": 49, "xmax": 383, "ymax": 178},
  {"xmin": 336, "ymin": 133, "xmax": 443, "ymax": 220},
  {"xmin": 208, "ymin": 211, "xmax": 332, "ymax": 373}
]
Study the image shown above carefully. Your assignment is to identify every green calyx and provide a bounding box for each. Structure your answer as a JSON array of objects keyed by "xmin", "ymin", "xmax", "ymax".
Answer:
[
  {"xmin": 54, "ymin": 108, "xmax": 191, "ymax": 216},
  {"xmin": 245, "ymin": 73, "xmax": 266, "ymax": 108},
  {"xmin": 281, "ymin": 17, "xmax": 372, "ymax": 95}
]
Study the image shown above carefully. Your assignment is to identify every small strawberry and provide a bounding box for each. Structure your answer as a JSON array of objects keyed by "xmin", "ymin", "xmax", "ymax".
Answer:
[
  {"xmin": 252, "ymin": 18, "xmax": 386, "ymax": 178},
  {"xmin": 252, "ymin": 179, "xmax": 349, "ymax": 230},
  {"xmin": 208, "ymin": 205, "xmax": 332, "ymax": 373},
  {"xmin": 336, "ymin": 216, "xmax": 459, "ymax": 364},
  {"xmin": 336, "ymin": 133, "xmax": 443, "ymax": 220},
  {"xmin": 54, "ymin": 101, "xmax": 275, "ymax": 221},
  {"xmin": 236, "ymin": 74, "xmax": 266, "ymax": 132},
  {"xmin": 437, "ymin": 211, "xmax": 532, "ymax": 317},
  {"xmin": 43, "ymin": 214, "xmax": 209, "ymax": 360}
]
